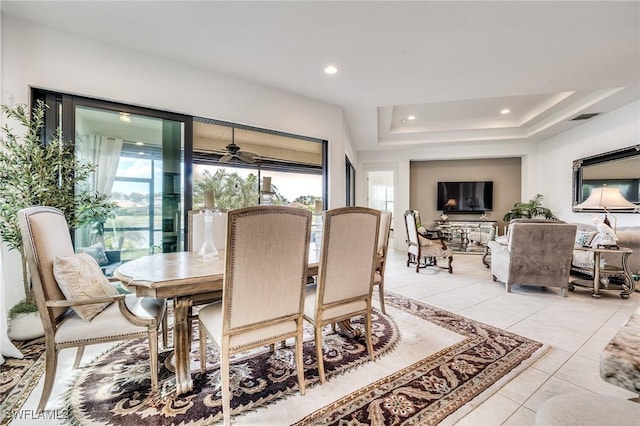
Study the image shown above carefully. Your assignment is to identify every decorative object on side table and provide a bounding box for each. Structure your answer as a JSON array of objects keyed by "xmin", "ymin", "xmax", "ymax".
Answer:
[{"xmin": 591, "ymin": 217, "xmax": 619, "ymax": 249}]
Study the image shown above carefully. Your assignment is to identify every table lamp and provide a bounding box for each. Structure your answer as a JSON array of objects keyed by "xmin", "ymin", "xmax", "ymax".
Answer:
[{"xmin": 574, "ymin": 186, "xmax": 638, "ymax": 232}]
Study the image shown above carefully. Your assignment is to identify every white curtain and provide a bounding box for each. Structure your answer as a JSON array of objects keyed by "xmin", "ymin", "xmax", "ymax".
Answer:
[
  {"xmin": 75, "ymin": 134, "xmax": 123, "ymax": 248},
  {"xmin": 76, "ymin": 133, "xmax": 123, "ymax": 196},
  {"xmin": 0, "ymin": 246, "xmax": 24, "ymax": 363}
]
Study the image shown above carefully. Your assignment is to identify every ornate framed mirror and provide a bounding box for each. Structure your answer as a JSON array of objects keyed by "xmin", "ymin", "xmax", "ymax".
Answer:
[{"xmin": 572, "ymin": 145, "xmax": 640, "ymax": 212}]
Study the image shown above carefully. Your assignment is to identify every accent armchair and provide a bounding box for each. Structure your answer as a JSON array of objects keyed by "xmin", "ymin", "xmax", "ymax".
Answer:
[
  {"xmin": 488, "ymin": 219, "xmax": 577, "ymax": 296},
  {"xmin": 18, "ymin": 206, "xmax": 166, "ymax": 412},
  {"xmin": 404, "ymin": 210, "xmax": 453, "ymax": 273}
]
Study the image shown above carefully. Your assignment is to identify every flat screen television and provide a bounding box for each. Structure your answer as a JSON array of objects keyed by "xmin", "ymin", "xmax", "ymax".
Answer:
[{"xmin": 437, "ymin": 181, "xmax": 493, "ymax": 213}]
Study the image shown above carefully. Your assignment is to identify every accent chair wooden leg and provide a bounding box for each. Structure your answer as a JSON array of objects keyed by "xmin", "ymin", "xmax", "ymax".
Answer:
[
  {"xmin": 448, "ymin": 256, "xmax": 453, "ymax": 274},
  {"xmin": 406, "ymin": 253, "xmax": 412, "ymax": 267},
  {"xmin": 72, "ymin": 346, "xmax": 85, "ymax": 369},
  {"xmin": 149, "ymin": 327, "xmax": 159, "ymax": 392},
  {"xmin": 315, "ymin": 324, "xmax": 326, "ymax": 383},
  {"xmin": 38, "ymin": 344, "xmax": 58, "ymax": 413}
]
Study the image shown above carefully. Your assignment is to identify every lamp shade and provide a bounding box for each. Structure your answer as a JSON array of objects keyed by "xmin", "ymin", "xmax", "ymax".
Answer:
[{"xmin": 575, "ymin": 186, "xmax": 638, "ymax": 210}]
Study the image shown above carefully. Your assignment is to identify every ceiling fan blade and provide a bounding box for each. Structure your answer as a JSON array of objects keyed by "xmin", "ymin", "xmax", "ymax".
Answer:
[
  {"xmin": 219, "ymin": 154, "xmax": 233, "ymax": 163},
  {"xmin": 237, "ymin": 152, "xmax": 256, "ymax": 163}
]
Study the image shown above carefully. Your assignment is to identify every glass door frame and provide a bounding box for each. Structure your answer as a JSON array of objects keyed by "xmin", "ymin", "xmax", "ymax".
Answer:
[{"xmin": 32, "ymin": 88, "xmax": 193, "ymax": 248}]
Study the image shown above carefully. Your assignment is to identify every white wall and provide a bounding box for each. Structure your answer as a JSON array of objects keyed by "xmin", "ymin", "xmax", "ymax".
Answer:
[
  {"xmin": 0, "ymin": 15, "xmax": 358, "ymax": 306},
  {"xmin": 538, "ymin": 100, "xmax": 640, "ymax": 228}
]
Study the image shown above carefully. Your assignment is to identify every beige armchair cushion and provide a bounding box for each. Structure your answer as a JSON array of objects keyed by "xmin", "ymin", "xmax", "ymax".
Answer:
[{"xmin": 53, "ymin": 252, "xmax": 118, "ymax": 321}]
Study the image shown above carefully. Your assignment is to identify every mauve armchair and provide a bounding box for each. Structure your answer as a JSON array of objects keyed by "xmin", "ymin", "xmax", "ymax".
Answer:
[{"xmin": 488, "ymin": 220, "xmax": 577, "ymax": 297}]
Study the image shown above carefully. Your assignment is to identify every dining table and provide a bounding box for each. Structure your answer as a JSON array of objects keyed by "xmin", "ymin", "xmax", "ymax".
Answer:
[{"xmin": 114, "ymin": 249, "xmax": 320, "ymax": 396}]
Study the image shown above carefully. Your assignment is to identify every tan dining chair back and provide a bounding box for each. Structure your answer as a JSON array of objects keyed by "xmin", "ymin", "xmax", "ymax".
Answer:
[
  {"xmin": 18, "ymin": 206, "xmax": 166, "ymax": 412},
  {"xmin": 198, "ymin": 205, "xmax": 312, "ymax": 425},
  {"xmin": 374, "ymin": 210, "xmax": 392, "ymax": 313},
  {"xmin": 304, "ymin": 206, "xmax": 380, "ymax": 383}
]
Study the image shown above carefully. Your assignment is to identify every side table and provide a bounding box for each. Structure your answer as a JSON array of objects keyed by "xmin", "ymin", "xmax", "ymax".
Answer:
[{"xmin": 570, "ymin": 246, "xmax": 635, "ymax": 299}]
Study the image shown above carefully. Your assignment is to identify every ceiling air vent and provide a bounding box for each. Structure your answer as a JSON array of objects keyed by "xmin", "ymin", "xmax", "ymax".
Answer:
[{"xmin": 571, "ymin": 113, "xmax": 600, "ymax": 121}]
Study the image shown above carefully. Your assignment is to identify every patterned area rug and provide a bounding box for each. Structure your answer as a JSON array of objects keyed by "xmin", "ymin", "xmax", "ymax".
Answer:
[
  {"xmin": 294, "ymin": 293, "xmax": 545, "ymax": 425},
  {"xmin": 0, "ymin": 337, "xmax": 46, "ymax": 425},
  {"xmin": 63, "ymin": 309, "xmax": 399, "ymax": 425}
]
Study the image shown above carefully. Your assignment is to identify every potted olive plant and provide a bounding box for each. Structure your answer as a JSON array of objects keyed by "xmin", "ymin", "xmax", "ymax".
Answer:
[{"xmin": 0, "ymin": 101, "xmax": 116, "ymax": 339}]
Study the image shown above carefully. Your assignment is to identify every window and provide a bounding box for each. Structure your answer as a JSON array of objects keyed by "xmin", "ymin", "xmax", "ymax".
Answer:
[
  {"xmin": 34, "ymin": 90, "xmax": 191, "ymax": 262},
  {"xmin": 192, "ymin": 119, "xmax": 326, "ymax": 211},
  {"xmin": 32, "ymin": 90, "xmax": 327, "ymax": 262}
]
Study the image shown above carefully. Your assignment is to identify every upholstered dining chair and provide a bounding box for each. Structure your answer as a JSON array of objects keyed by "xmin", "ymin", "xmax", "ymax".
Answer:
[
  {"xmin": 198, "ymin": 206, "xmax": 312, "ymax": 426},
  {"xmin": 304, "ymin": 207, "xmax": 380, "ymax": 384},
  {"xmin": 373, "ymin": 211, "xmax": 392, "ymax": 314},
  {"xmin": 180, "ymin": 209, "xmax": 228, "ymax": 346},
  {"xmin": 404, "ymin": 210, "xmax": 453, "ymax": 273},
  {"xmin": 17, "ymin": 206, "xmax": 166, "ymax": 412}
]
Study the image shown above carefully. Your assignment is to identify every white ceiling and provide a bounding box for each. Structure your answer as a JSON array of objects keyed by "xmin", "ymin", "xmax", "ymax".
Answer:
[{"xmin": 3, "ymin": 1, "xmax": 639, "ymax": 151}]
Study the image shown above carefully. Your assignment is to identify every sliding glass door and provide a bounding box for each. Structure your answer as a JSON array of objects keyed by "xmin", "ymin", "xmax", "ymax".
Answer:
[{"xmin": 34, "ymin": 90, "xmax": 191, "ymax": 263}]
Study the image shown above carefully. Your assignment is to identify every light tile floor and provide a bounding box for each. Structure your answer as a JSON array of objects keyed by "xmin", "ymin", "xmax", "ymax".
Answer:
[
  {"xmin": 12, "ymin": 249, "xmax": 640, "ymax": 425},
  {"xmin": 383, "ymin": 248, "xmax": 640, "ymax": 425}
]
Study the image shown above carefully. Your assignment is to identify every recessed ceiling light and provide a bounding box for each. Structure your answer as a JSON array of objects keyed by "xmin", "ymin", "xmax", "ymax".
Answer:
[
  {"xmin": 324, "ymin": 65, "xmax": 338, "ymax": 75},
  {"xmin": 135, "ymin": 141, "xmax": 144, "ymax": 146},
  {"xmin": 119, "ymin": 112, "xmax": 131, "ymax": 122},
  {"xmin": 407, "ymin": 115, "xmax": 416, "ymax": 120},
  {"xmin": 138, "ymin": 152, "xmax": 145, "ymax": 156},
  {"xmin": 500, "ymin": 109, "xmax": 511, "ymax": 115},
  {"xmin": 401, "ymin": 119, "xmax": 407, "ymax": 123}
]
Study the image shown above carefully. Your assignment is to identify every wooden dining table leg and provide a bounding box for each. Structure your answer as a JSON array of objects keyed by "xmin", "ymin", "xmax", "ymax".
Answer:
[
  {"xmin": 173, "ymin": 295, "xmax": 194, "ymax": 395},
  {"xmin": 336, "ymin": 320, "xmax": 362, "ymax": 338}
]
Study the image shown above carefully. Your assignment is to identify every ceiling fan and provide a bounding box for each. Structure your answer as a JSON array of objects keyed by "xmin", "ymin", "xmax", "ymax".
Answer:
[{"xmin": 219, "ymin": 128, "xmax": 257, "ymax": 164}]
